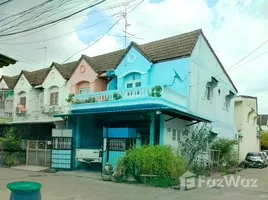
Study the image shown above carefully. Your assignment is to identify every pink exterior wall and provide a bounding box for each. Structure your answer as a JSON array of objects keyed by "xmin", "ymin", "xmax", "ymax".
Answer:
[
  {"xmin": 94, "ymin": 78, "xmax": 108, "ymax": 92},
  {"xmin": 70, "ymin": 59, "xmax": 108, "ymax": 94}
]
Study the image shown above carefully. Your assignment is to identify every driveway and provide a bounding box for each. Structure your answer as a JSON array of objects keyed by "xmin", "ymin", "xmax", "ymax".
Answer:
[{"xmin": 0, "ymin": 167, "xmax": 268, "ymax": 200}]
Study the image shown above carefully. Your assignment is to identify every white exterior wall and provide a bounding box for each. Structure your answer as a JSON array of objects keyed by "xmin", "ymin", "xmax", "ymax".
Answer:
[
  {"xmin": 41, "ymin": 66, "xmax": 70, "ymax": 123},
  {"xmin": 189, "ymin": 35, "xmax": 237, "ymax": 139},
  {"xmin": 0, "ymin": 79, "xmax": 8, "ymax": 90},
  {"xmin": 13, "ymin": 74, "xmax": 39, "ymax": 121},
  {"xmin": 163, "ymin": 115, "xmax": 189, "ymax": 149},
  {"xmin": 234, "ymin": 96, "xmax": 260, "ymax": 161}
]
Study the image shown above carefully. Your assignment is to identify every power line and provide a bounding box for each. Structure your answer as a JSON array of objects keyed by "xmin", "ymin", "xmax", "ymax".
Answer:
[
  {"xmin": 0, "ymin": 0, "xmax": 136, "ymax": 42},
  {"xmin": 0, "ymin": 15, "xmax": 115, "ymax": 45},
  {"xmin": 226, "ymin": 38, "xmax": 268, "ymax": 71},
  {"xmin": 0, "ymin": 47, "xmax": 43, "ymax": 66},
  {"xmin": 0, "ymin": 0, "xmax": 106, "ymax": 37},
  {"xmin": 0, "ymin": 0, "xmax": 12, "ymax": 6},
  {"xmin": 62, "ymin": 0, "xmax": 144, "ymax": 64}
]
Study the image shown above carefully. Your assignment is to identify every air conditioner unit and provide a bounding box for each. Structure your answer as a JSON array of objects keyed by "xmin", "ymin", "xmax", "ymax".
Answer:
[
  {"xmin": 41, "ymin": 105, "xmax": 50, "ymax": 113},
  {"xmin": 50, "ymin": 105, "xmax": 60, "ymax": 113}
]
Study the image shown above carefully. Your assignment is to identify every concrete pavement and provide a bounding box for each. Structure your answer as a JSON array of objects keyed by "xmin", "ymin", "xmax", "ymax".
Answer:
[{"xmin": 0, "ymin": 167, "xmax": 268, "ymax": 199}]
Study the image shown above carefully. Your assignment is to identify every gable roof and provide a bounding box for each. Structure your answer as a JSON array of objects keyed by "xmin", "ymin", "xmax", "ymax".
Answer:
[
  {"xmin": 90, "ymin": 29, "xmax": 201, "ymax": 72},
  {"xmin": 53, "ymin": 61, "xmax": 78, "ymax": 80},
  {"xmin": 1, "ymin": 75, "xmax": 20, "ymax": 89},
  {"xmin": 14, "ymin": 68, "xmax": 50, "ymax": 87}
]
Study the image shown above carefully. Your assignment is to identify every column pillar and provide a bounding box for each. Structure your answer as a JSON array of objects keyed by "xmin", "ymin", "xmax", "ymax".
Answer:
[
  {"xmin": 149, "ymin": 112, "xmax": 155, "ymax": 145},
  {"xmin": 159, "ymin": 114, "xmax": 165, "ymax": 145}
]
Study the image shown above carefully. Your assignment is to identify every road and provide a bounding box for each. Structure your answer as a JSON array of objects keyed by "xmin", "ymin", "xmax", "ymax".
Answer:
[{"xmin": 0, "ymin": 167, "xmax": 268, "ymax": 199}]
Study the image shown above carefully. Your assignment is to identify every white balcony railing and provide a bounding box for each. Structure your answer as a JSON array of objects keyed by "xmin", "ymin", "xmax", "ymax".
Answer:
[
  {"xmin": 0, "ymin": 106, "xmax": 13, "ymax": 118},
  {"xmin": 73, "ymin": 86, "xmax": 187, "ymax": 109}
]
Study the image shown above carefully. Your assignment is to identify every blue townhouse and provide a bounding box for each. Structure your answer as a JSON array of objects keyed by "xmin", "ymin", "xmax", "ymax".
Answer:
[{"xmin": 53, "ymin": 29, "xmax": 237, "ymax": 170}]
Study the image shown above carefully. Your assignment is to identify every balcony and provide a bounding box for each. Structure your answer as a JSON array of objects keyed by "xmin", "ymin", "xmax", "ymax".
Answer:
[
  {"xmin": 70, "ymin": 86, "xmax": 188, "ymax": 114},
  {"xmin": 0, "ymin": 106, "xmax": 13, "ymax": 121}
]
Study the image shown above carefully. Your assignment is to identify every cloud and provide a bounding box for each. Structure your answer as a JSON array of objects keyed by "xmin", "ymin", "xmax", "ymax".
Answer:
[{"xmin": 1, "ymin": 0, "xmax": 268, "ymax": 113}]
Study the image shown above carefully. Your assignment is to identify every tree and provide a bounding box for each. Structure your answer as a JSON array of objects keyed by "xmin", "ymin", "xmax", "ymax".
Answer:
[
  {"xmin": 261, "ymin": 131, "xmax": 268, "ymax": 149},
  {"xmin": 179, "ymin": 123, "xmax": 213, "ymax": 168}
]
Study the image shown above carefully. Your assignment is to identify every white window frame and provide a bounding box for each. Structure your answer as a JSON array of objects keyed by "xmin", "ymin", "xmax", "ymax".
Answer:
[
  {"xmin": 125, "ymin": 79, "xmax": 141, "ymax": 89},
  {"xmin": 172, "ymin": 129, "xmax": 176, "ymax": 141},
  {"xmin": 79, "ymin": 87, "xmax": 90, "ymax": 94}
]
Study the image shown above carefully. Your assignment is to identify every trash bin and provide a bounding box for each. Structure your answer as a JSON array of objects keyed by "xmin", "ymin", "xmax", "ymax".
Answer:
[{"xmin": 7, "ymin": 181, "xmax": 42, "ymax": 200}]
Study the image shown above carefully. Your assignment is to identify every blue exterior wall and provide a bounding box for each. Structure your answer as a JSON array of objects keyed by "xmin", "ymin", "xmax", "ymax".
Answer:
[
  {"xmin": 114, "ymin": 47, "xmax": 152, "ymax": 90},
  {"xmin": 151, "ymin": 58, "xmax": 190, "ymax": 97},
  {"xmin": 107, "ymin": 77, "xmax": 117, "ymax": 90}
]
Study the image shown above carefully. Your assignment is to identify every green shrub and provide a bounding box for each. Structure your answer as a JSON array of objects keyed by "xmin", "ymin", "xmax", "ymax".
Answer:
[
  {"xmin": 211, "ymin": 138, "xmax": 238, "ymax": 167},
  {"xmin": 116, "ymin": 145, "xmax": 186, "ymax": 187},
  {"xmin": 1, "ymin": 127, "xmax": 25, "ymax": 166}
]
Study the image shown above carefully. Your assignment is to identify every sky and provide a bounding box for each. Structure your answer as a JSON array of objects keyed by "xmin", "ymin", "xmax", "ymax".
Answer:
[{"xmin": 0, "ymin": 0, "xmax": 268, "ymax": 113}]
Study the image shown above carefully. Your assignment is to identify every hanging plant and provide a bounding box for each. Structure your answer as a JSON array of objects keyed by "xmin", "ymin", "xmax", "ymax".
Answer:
[
  {"xmin": 151, "ymin": 85, "xmax": 162, "ymax": 97},
  {"xmin": 85, "ymin": 97, "xmax": 97, "ymax": 103}
]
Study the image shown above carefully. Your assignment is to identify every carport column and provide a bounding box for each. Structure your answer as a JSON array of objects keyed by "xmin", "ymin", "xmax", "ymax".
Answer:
[
  {"xmin": 159, "ymin": 114, "xmax": 165, "ymax": 145},
  {"xmin": 74, "ymin": 116, "xmax": 81, "ymax": 168},
  {"xmin": 149, "ymin": 112, "xmax": 155, "ymax": 145}
]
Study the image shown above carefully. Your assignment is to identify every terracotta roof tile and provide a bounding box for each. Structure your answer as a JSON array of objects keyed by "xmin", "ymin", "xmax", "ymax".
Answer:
[{"xmin": 23, "ymin": 68, "xmax": 50, "ymax": 86}]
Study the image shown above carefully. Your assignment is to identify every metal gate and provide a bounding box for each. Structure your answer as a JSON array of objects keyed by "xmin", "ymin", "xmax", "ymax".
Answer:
[{"xmin": 26, "ymin": 140, "xmax": 51, "ymax": 167}]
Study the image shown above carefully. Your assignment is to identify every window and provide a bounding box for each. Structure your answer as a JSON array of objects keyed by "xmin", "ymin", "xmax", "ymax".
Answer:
[
  {"xmin": 135, "ymin": 82, "xmax": 141, "ymax": 87},
  {"xmin": 20, "ymin": 97, "xmax": 26, "ymax": 106},
  {"xmin": 50, "ymin": 92, "xmax": 59, "ymax": 105},
  {"xmin": 177, "ymin": 130, "xmax": 181, "ymax": 141},
  {"xmin": 172, "ymin": 129, "xmax": 176, "ymax": 141},
  {"xmin": 79, "ymin": 88, "xmax": 90, "ymax": 94},
  {"xmin": 206, "ymin": 85, "xmax": 211, "ymax": 101},
  {"xmin": 167, "ymin": 128, "xmax": 171, "ymax": 132},
  {"xmin": 127, "ymin": 83, "xmax": 133, "ymax": 88}
]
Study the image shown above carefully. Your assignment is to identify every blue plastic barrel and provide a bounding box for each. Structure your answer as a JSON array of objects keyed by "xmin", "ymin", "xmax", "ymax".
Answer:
[{"xmin": 7, "ymin": 181, "xmax": 42, "ymax": 200}]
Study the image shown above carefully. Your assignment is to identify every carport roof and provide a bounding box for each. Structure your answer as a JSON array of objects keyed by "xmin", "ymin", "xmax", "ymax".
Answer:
[{"xmin": 55, "ymin": 104, "xmax": 210, "ymax": 123}]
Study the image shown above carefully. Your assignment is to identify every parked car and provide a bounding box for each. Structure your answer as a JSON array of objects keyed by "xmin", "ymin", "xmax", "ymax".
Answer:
[
  {"xmin": 260, "ymin": 152, "xmax": 268, "ymax": 167},
  {"xmin": 262, "ymin": 150, "xmax": 268, "ymax": 155},
  {"xmin": 244, "ymin": 152, "xmax": 266, "ymax": 169}
]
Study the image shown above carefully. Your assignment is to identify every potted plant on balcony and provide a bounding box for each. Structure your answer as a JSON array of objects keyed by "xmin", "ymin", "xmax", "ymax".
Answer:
[
  {"xmin": 66, "ymin": 93, "xmax": 75, "ymax": 103},
  {"xmin": 151, "ymin": 85, "xmax": 162, "ymax": 97},
  {"xmin": 113, "ymin": 93, "xmax": 122, "ymax": 100}
]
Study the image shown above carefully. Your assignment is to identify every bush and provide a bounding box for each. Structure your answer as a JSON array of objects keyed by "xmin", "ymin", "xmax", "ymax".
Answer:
[
  {"xmin": 189, "ymin": 163, "xmax": 210, "ymax": 176},
  {"xmin": 0, "ymin": 127, "xmax": 25, "ymax": 166},
  {"xmin": 116, "ymin": 145, "xmax": 186, "ymax": 187},
  {"xmin": 211, "ymin": 138, "xmax": 238, "ymax": 167}
]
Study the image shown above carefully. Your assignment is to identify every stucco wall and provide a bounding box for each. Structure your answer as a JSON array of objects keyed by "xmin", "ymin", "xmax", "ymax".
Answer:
[
  {"xmin": 163, "ymin": 115, "xmax": 189, "ymax": 149},
  {"xmin": 13, "ymin": 74, "xmax": 39, "ymax": 121},
  {"xmin": 151, "ymin": 58, "xmax": 190, "ymax": 97},
  {"xmin": 234, "ymin": 97, "xmax": 260, "ymax": 161},
  {"xmin": 189, "ymin": 35, "xmax": 237, "ymax": 138}
]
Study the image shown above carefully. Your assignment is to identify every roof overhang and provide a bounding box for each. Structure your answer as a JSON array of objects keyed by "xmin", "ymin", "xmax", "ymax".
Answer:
[
  {"xmin": 0, "ymin": 53, "xmax": 17, "ymax": 68},
  {"xmin": 55, "ymin": 103, "xmax": 210, "ymax": 123}
]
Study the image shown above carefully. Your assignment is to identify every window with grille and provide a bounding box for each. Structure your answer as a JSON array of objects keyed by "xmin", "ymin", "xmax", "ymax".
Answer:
[
  {"xmin": 79, "ymin": 88, "xmax": 90, "ymax": 94},
  {"xmin": 50, "ymin": 92, "xmax": 59, "ymax": 105},
  {"xmin": 107, "ymin": 138, "xmax": 136, "ymax": 151}
]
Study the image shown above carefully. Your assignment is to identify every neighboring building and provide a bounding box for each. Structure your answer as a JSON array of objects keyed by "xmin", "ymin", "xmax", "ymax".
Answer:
[
  {"xmin": 258, "ymin": 114, "xmax": 268, "ymax": 132},
  {"xmin": 55, "ymin": 29, "xmax": 238, "ymax": 170},
  {"xmin": 0, "ymin": 75, "xmax": 19, "ymax": 122},
  {"xmin": 234, "ymin": 95, "xmax": 260, "ymax": 161}
]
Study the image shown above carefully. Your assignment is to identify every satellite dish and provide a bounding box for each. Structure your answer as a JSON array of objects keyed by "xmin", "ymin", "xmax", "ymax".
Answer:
[{"xmin": 173, "ymin": 69, "xmax": 183, "ymax": 82}]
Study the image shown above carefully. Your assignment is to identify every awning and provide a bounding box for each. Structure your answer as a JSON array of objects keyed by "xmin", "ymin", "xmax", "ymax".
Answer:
[
  {"xmin": 0, "ymin": 53, "xmax": 17, "ymax": 68},
  {"xmin": 55, "ymin": 103, "xmax": 211, "ymax": 123}
]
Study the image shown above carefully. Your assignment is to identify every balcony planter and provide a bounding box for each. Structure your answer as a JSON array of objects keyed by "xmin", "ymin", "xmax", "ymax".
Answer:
[{"xmin": 150, "ymin": 85, "xmax": 162, "ymax": 97}]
